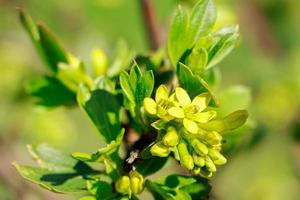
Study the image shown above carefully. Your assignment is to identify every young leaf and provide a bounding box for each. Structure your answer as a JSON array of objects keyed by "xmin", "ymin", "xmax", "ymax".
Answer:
[
  {"xmin": 13, "ymin": 144, "xmax": 99, "ymax": 194},
  {"xmin": 37, "ymin": 23, "xmax": 68, "ymax": 73},
  {"xmin": 189, "ymin": 0, "xmax": 217, "ymax": 44},
  {"xmin": 168, "ymin": 6, "xmax": 189, "ymax": 67},
  {"xmin": 120, "ymin": 63, "xmax": 154, "ymax": 118},
  {"xmin": 77, "ymin": 86, "xmax": 122, "ymax": 143},
  {"xmin": 25, "ymin": 76, "xmax": 76, "ymax": 107},
  {"xmin": 178, "ymin": 63, "xmax": 218, "ymax": 106},
  {"xmin": 136, "ymin": 157, "xmax": 168, "ymax": 177},
  {"xmin": 168, "ymin": 0, "xmax": 217, "ymax": 67},
  {"xmin": 198, "ymin": 110, "xmax": 248, "ymax": 133},
  {"xmin": 207, "ymin": 26, "xmax": 239, "ymax": 69},
  {"xmin": 13, "ymin": 163, "xmax": 88, "ymax": 193},
  {"xmin": 27, "ymin": 143, "xmax": 77, "ymax": 171}
]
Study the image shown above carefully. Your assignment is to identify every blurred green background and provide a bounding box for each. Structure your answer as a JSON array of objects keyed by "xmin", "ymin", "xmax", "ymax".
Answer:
[{"xmin": 1, "ymin": 0, "xmax": 300, "ymax": 199}]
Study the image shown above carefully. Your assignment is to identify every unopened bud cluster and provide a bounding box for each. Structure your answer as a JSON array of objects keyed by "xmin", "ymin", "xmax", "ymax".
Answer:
[
  {"xmin": 144, "ymin": 85, "xmax": 226, "ymax": 177},
  {"xmin": 115, "ymin": 170, "xmax": 144, "ymax": 197}
]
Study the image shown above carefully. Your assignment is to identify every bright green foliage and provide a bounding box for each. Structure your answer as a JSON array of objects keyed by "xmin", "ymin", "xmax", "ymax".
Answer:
[
  {"xmin": 77, "ymin": 86, "xmax": 122, "ymax": 143},
  {"xmin": 15, "ymin": 0, "xmax": 249, "ymax": 200},
  {"xmin": 13, "ymin": 144, "xmax": 99, "ymax": 193}
]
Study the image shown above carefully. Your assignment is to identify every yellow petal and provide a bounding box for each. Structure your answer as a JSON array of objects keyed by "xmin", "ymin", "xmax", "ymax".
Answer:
[
  {"xmin": 168, "ymin": 107, "xmax": 185, "ymax": 118},
  {"xmin": 192, "ymin": 93, "xmax": 210, "ymax": 112},
  {"xmin": 193, "ymin": 111, "xmax": 216, "ymax": 123},
  {"xmin": 143, "ymin": 98, "xmax": 157, "ymax": 115},
  {"xmin": 183, "ymin": 118, "xmax": 199, "ymax": 134},
  {"xmin": 175, "ymin": 87, "xmax": 191, "ymax": 107},
  {"xmin": 155, "ymin": 85, "xmax": 169, "ymax": 103}
]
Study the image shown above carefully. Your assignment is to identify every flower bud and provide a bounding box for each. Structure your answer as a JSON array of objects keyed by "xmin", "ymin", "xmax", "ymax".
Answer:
[
  {"xmin": 193, "ymin": 153, "xmax": 205, "ymax": 167},
  {"xmin": 115, "ymin": 176, "xmax": 131, "ymax": 195},
  {"xmin": 205, "ymin": 157, "xmax": 216, "ymax": 172},
  {"xmin": 150, "ymin": 141, "xmax": 170, "ymax": 157},
  {"xmin": 206, "ymin": 131, "xmax": 222, "ymax": 146},
  {"xmin": 91, "ymin": 48, "xmax": 108, "ymax": 76},
  {"xmin": 129, "ymin": 171, "xmax": 144, "ymax": 195},
  {"xmin": 178, "ymin": 142, "xmax": 194, "ymax": 170},
  {"xmin": 192, "ymin": 139, "xmax": 208, "ymax": 156},
  {"xmin": 209, "ymin": 149, "xmax": 227, "ymax": 165},
  {"xmin": 162, "ymin": 127, "xmax": 179, "ymax": 147}
]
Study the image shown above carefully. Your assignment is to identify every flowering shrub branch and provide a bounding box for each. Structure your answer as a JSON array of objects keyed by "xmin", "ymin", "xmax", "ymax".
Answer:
[{"xmin": 14, "ymin": 0, "xmax": 248, "ymax": 199}]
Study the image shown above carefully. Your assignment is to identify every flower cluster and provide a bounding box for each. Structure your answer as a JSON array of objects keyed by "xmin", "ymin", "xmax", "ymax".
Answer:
[
  {"xmin": 115, "ymin": 170, "xmax": 144, "ymax": 197},
  {"xmin": 144, "ymin": 85, "xmax": 227, "ymax": 177}
]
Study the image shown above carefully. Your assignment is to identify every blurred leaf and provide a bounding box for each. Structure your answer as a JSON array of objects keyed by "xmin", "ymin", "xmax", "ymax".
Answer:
[
  {"xmin": 19, "ymin": 8, "xmax": 68, "ymax": 73},
  {"xmin": 107, "ymin": 40, "xmax": 134, "ymax": 77},
  {"xmin": 25, "ymin": 76, "xmax": 75, "ymax": 107},
  {"xmin": 207, "ymin": 26, "xmax": 239, "ymax": 69},
  {"xmin": 78, "ymin": 86, "xmax": 122, "ymax": 143},
  {"xmin": 14, "ymin": 145, "xmax": 99, "ymax": 194},
  {"xmin": 146, "ymin": 175, "xmax": 211, "ymax": 200},
  {"xmin": 37, "ymin": 23, "xmax": 68, "ymax": 73},
  {"xmin": 217, "ymin": 86, "xmax": 251, "ymax": 116},
  {"xmin": 199, "ymin": 110, "xmax": 248, "ymax": 133},
  {"xmin": 14, "ymin": 163, "xmax": 88, "ymax": 193},
  {"xmin": 27, "ymin": 143, "xmax": 77, "ymax": 171},
  {"xmin": 136, "ymin": 157, "xmax": 168, "ymax": 177},
  {"xmin": 57, "ymin": 57, "xmax": 93, "ymax": 92}
]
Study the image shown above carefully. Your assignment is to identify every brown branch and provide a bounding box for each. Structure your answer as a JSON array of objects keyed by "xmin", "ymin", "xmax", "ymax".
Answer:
[{"xmin": 140, "ymin": 0, "xmax": 160, "ymax": 50}]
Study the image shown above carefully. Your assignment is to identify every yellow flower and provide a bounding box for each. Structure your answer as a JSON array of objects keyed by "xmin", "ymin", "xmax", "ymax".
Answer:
[
  {"xmin": 167, "ymin": 87, "xmax": 216, "ymax": 134},
  {"xmin": 143, "ymin": 85, "xmax": 178, "ymax": 120}
]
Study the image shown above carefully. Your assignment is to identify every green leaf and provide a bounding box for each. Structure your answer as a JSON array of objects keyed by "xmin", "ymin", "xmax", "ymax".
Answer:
[
  {"xmin": 27, "ymin": 143, "xmax": 77, "ymax": 171},
  {"xmin": 186, "ymin": 47, "xmax": 208, "ymax": 75},
  {"xmin": 19, "ymin": 8, "xmax": 69, "ymax": 73},
  {"xmin": 198, "ymin": 110, "xmax": 248, "ymax": 133},
  {"xmin": 13, "ymin": 163, "xmax": 93, "ymax": 194},
  {"xmin": 87, "ymin": 180, "xmax": 114, "ymax": 200},
  {"xmin": 25, "ymin": 76, "xmax": 76, "ymax": 107},
  {"xmin": 13, "ymin": 144, "xmax": 99, "ymax": 194},
  {"xmin": 19, "ymin": 8, "xmax": 39, "ymax": 45},
  {"xmin": 181, "ymin": 177, "xmax": 211, "ymax": 199},
  {"xmin": 168, "ymin": 0, "xmax": 217, "ymax": 67},
  {"xmin": 146, "ymin": 175, "xmax": 211, "ymax": 200},
  {"xmin": 207, "ymin": 26, "xmax": 239, "ymax": 69},
  {"xmin": 38, "ymin": 23, "xmax": 68, "ymax": 73},
  {"xmin": 78, "ymin": 86, "xmax": 122, "ymax": 143},
  {"xmin": 156, "ymin": 174, "xmax": 196, "ymax": 189},
  {"xmin": 136, "ymin": 157, "xmax": 168, "ymax": 177},
  {"xmin": 120, "ymin": 63, "xmax": 154, "ymax": 119},
  {"xmin": 168, "ymin": 6, "xmax": 189, "ymax": 67},
  {"xmin": 120, "ymin": 71, "xmax": 135, "ymax": 103},
  {"xmin": 177, "ymin": 63, "xmax": 218, "ymax": 106},
  {"xmin": 189, "ymin": 0, "xmax": 217, "ymax": 44}
]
